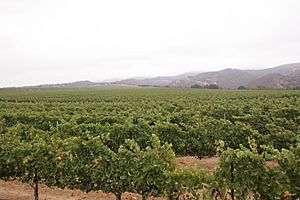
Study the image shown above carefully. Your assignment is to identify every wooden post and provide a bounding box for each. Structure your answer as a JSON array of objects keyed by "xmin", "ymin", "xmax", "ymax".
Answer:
[
  {"xmin": 115, "ymin": 193, "xmax": 121, "ymax": 200},
  {"xmin": 34, "ymin": 169, "xmax": 39, "ymax": 200},
  {"xmin": 230, "ymin": 163, "xmax": 234, "ymax": 200}
]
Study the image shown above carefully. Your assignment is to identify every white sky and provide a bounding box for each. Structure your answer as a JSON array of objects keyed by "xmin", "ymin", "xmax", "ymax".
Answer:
[{"xmin": 0, "ymin": 0, "xmax": 300, "ymax": 87}]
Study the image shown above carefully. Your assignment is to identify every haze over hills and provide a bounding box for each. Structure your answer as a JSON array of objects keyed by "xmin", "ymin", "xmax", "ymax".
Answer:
[
  {"xmin": 18, "ymin": 63, "xmax": 300, "ymax": 89},
  {"xmin": 114, "ymin": 63, "xmax": 300, "ymax": 89}
]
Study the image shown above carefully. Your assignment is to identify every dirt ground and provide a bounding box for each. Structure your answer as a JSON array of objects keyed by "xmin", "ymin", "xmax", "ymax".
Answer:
[
  {"xmin": 0, "ymin": 156, "xmax": 218, "ymax": 200},
  {"xmin": 175, "ymin": 156, "xmax": 219, "ymax": 171},
  {"xmin": 0, "ymin": 181, "xmax": 165, "ymax": 200}
]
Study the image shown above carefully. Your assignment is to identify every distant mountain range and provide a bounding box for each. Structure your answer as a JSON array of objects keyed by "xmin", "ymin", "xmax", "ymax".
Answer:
[
  {"xmin": 29, "ymin": 63, "xmax": 300, "ymax": 89},
  {"xmin": 114, "ymin": 63, "xmax": 300, "ymax": 89}
]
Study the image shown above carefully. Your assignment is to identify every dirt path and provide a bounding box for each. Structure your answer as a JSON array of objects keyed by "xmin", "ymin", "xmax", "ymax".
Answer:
[{"xmin": 0, "ymin": 180, "xmax": 165, "ymax": 200}]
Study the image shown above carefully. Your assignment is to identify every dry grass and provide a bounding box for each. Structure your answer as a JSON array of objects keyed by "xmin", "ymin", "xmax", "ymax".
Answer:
[{"xmin": 175, "ymin": 156, "xmax": 220, "ymax": 172}]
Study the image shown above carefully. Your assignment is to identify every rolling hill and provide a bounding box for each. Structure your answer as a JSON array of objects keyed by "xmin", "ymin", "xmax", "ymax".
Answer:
[
  {"xmin": 20, "ymin": 63, "xmax": 300, "ymax": 89},
  {"xmin": 114, "ymin": 63, "xmax": 300, "ymax": 89}
]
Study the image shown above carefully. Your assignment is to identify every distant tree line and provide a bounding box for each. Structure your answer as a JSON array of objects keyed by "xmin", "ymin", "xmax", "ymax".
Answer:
[
  {"xmin": 191, "ymin": 84, "xmax": 250, "ymax": 90},
  {"xmin": 191, "ymin": 84, "xmax": 220, "ymax": 89}
]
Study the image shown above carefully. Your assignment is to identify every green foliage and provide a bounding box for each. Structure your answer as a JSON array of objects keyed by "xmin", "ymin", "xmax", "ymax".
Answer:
[
  {"xmin": 99, "ymin": 139, "xmax": 138, "ymax": 197},
  {"xmin": 1, "ymin": 88, "xmax": 299, "ymax": 156},
  {"xmin": 134, "ymin": 134, "xmax": 176, "ymax": 199},
  {"xmin": 270, "ymin": 143, "xmax": 300, "ymax": 198},
  {"xmin": 165, "ymin": 166, "xmax": 211, "ymax": 199},
  {"xmin": 215, "ymin": 143, "xmax": 288, "ymax": 199},
  {"xmin": 0, "ymin": 88, "xmax": 300, "ymax": 199}
]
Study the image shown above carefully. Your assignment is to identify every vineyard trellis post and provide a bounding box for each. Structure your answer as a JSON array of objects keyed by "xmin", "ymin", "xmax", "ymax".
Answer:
[
  {"xmin": 230, "ymin": 162, "xmax": 234, "ymax": 200},
  {"xmin": 34, "ymin": 168, "xmax": 39, "ymax": 200}
]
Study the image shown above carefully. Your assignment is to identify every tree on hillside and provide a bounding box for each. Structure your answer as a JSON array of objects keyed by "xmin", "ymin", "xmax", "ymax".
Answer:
[
  {"xmin": 205, "ymin": 84, "xmax": 219, "ymax": 89},
  {"xmin": 191, "ymin": 84, "xmax": 203, "ymax": 89},
  {"xmin": 237, "ymin": 86, "xmax": 247, "ymax": 90}
]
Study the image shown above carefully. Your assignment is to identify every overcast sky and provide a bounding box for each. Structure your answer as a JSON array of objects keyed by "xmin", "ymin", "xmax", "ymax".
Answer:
[{"xmin": 0, "ymin": 0, "xmax": 300, "ymax": 87}]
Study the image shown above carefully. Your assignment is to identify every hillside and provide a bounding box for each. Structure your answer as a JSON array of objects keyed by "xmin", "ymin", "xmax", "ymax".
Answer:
[
  {"xmin": 169, "ymin": 63, "xmax": 300, "ymax": 88},
  {"xmin": 248, "ymin": 70, "xmax": 300, "ymax": 89},
  {"xmin": 20, "ymin": 63, "xmax": 300, "ymax": 89},
  {"xmin": 113, "ymin": 63, "xmax": 300, "ymax": 89}
]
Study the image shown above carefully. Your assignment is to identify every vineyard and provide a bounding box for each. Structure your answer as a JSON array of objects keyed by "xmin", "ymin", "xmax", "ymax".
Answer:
[{"xmin": 0, "ymin": 87, "xmax": 299, "ymax": 200}]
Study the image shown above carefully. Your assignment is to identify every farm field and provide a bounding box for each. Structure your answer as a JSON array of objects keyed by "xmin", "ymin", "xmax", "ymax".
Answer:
[{"xmin": 0, "ymin": 87, "xmax": 300, "ymax": 199}]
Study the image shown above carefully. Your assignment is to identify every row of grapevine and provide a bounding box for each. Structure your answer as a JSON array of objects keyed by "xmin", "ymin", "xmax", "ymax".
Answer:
[
  {"xmin": 0, "ymin": 88, "xmax": 300, "ymax": 199},
  {"xmin": 214, "ymin": 140, "xmax": 300, "ymax": 199},
  {"xmin": 0, "ymin": 126, "xmax": 210, "ymax": 200},
  {"xmin": 1, "ymin": 125, "xmax": 300, "ymax": 199},
  {"xmin": 1, "ymin": 115, "xmax": 298, "ymax": 158}
]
